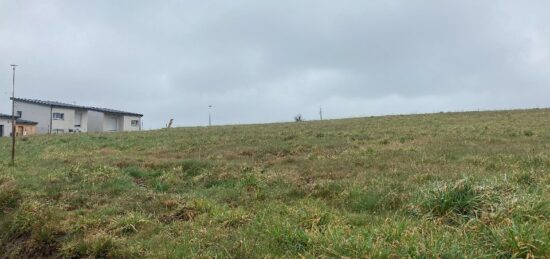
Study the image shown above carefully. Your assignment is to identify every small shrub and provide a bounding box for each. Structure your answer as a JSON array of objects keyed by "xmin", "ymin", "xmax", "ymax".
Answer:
[{"xmin": 294, "ymin": 114, "xmax": 304, "ymax": 122}]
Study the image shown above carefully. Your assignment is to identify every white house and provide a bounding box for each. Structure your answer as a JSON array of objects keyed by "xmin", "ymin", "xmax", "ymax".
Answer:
[{"xmin": 12, "ymin": 98, "xmax": 143, "ymax": 134}]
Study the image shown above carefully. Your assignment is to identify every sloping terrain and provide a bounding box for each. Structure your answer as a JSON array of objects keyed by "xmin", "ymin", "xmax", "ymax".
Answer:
[{"xmin": 1, "ymin": 109, "xmax": 549, "ymax": 258}]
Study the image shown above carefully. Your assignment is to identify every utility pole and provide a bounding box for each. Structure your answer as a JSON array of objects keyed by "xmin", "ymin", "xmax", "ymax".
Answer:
[
  {"xmin": 319, "ymin": 106, "xmax": 323, "ymax": 121},
  {"xmin": 208, "ymin": 105, "xmax": 212, "ymax": 126},
  {"xmin": 10, "ymin": 64, "xmax": 18, "ymax": 165}
]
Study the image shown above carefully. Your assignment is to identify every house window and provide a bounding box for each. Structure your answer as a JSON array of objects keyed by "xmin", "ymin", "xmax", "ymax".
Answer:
[
  {"xmin": 16, "ymin": 111, "xmax": 22, "ymax": 117},
  {"xmin": 131, "ymin": 120, "xmax": 139, "ymax": 126},
  {"xmin": 52, "ymin": 113, "xmax": 64, "ymax": 120}
]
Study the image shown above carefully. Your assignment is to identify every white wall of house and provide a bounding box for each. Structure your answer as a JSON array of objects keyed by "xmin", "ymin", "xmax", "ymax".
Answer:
[
  {"xmin": 122, "ymin": 115, "xmax": 141, "ymax": 131},
  {"xmin": 0, "ymin": 118, "xmax": 13, "ymax": 137},
  {"xmin": 14, "ymin": 101, "xmax": 51, "ymax": 134},
  {"xmin": 51, "ymin": 107, "xmax": 76, "ymax": 133},
  {"xmin": 87, "ymin": 110, "xmax": 104, "ymax": 132},
  {"xmin": 13, "ymin": 100, "xmax": 142, "ymax": 134},
  {"xmin": 118, "ymin": 116, "xmax": 125, "ymax": 131}
]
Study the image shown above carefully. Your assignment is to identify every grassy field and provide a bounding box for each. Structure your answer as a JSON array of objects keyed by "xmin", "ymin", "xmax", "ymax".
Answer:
[{"xmin": 0, "ymin": 109, "xmax": 549, "ymax": 258}]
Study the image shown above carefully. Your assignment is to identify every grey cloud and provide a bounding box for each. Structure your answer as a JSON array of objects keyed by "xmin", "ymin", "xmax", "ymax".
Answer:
[{"xmin": 1, "ymin": 0, "xmax": 549, "ymax": 128}]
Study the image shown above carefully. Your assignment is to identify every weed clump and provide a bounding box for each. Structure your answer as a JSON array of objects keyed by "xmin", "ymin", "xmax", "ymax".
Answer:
[
  {"xmin": 61, "ymin": 234, "xmax": 135, "ymax": 258},
  {"xmin": 523, "ymin": 130, "xmax": 535, "ymax": 137},
  {"xmin": 178, "ymin": 159, "xmax": 211, "ymax": 177},
  {"xmin": 347, "ymin": 184, "xmax": 404, "ymax": 213},
  {"xmin": 348, "ymin": 189, "xmax": 384, "ymax": 213},
  {"xmin": 514, "ymin": 172, "xmax": 537, "ymax": 186},
  {"xmin": 123, "ymin": 166, "xmax": 146, "ymax": 178},
  {"xmin": 0, "ymin": 177, "xmax": 21, "ymax": 214},
  {"xmin": 483, "ymin": 222, "xmax": 550, "ymax": 258},
  {"xmin": 420, "ymin": 179, "xmax": 490, "ymax": 220},
  {"xmin": 0, "ymin": 201, "xmax": 65, "ymax": 258},
  {"xmin": 270, "ymin": 225, "xmax": 310, "ymax": 254}
]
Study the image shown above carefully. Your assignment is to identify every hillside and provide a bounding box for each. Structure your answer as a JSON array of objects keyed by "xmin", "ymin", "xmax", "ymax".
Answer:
[{"xmin": 1, "ymin": 109, "xmax": 549, "ymax": 258}]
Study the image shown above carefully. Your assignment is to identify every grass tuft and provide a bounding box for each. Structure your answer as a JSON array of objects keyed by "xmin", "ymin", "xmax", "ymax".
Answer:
[
  {"xmin": 420, "ymin": 179, "xmax": 487, "ymax": 219},
  {"xmin": 0, "ymin": 177, "xmax": 21, "ymax": 214}
]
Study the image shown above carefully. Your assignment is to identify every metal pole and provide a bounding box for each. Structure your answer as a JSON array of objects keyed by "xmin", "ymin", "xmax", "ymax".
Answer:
[
  {"xmin": 208, "ymin": 105, "xmax": 212, "ymax": 126},
  {"xmin": 319, "ymin": 106, "xmax": 323, "ymax": 121},
  {"xmin": 10, "ymin": 64, "xmax": 18, "ymax": 165}
]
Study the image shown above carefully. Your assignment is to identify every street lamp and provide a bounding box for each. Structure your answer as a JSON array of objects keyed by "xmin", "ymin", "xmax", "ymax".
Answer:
[
  {"xmin": 208, "ymin": 105, "xmax": 212, "ymax": 126},
  {"xmin": 10, "ymin": 64, "xmax": 18, "ymax": 165}
]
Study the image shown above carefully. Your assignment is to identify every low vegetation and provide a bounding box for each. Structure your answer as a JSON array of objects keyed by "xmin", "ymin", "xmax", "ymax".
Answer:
[{"xmin": 0, "ymin": 109, "xmax": 549, "ymax": 258}]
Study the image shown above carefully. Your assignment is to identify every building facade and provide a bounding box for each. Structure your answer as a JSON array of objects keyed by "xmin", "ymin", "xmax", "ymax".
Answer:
[{"xmin": 12, "ymin": 98, "xmax": 143, "ymax": 134}]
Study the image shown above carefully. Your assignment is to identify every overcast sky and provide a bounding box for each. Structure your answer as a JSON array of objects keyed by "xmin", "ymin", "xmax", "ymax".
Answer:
[{"xmin": 1, "ymin": 1, "xmax": 549, "ymax": 128}]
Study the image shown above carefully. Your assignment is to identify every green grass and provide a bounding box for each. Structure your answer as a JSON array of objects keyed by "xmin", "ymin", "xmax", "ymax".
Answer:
[{"xmin": 1, "ymin": 109, "xmax": 549, "ymax": 258}]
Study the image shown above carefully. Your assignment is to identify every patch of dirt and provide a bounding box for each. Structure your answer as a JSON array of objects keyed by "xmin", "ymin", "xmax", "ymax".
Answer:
[
  {"xmin": 115, "ymin": 158, "xmax": 136, "ymax": 168},
  {"xmin": 160, "ymin": 199, "xmax": 180, "ymax": 210},
  {"xmin": 238, "ymin": 149, "xmax": 255, "ymax": 157},
  {"xmin": 99, "ymin": 147, "xmax": 122, "ymax": 156},
  {"xmin": 133, "ymin": 178, "xmax": 147, "ymax": 188},
  {"xmin": 160, "ymin": 207, "xmax": 201, "ymax": 223},
  {"xmin": 1, "ymin": 232, "xmax": 60, "ymax": 259}
]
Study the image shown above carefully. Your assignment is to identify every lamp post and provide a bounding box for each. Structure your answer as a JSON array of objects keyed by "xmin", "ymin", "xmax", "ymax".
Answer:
[
  {"xmin": 208, "ymin": 105, "xmax": 212, "ymax": 126},
  {"xmin": 10, "ymin": 64, "xmax": 18, "ymax": 165}
]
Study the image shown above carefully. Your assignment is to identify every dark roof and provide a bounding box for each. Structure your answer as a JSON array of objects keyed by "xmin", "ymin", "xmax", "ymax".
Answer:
[
  {"xmin": 0, "ymin": 113, "xmax": 38, "ymax": 125},
  {"xmin": 12, "ymin": 98, "xmax": 143, "ymax": 117}
]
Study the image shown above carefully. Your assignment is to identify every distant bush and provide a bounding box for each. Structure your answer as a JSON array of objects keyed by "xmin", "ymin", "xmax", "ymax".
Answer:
[{"xmin": 294, "ymin": 114, "xmax": 304, "ymax": 122}]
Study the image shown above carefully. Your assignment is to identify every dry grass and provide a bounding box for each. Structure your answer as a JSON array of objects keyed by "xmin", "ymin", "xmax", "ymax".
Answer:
[{"xmin": 0, "ymin": 109, "xmax": 549, "ymax": 258}]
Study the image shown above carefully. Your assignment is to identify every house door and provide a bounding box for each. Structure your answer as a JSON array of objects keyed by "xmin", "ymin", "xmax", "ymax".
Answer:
[
  {"xmin": 75, "ymin": 112, "xmax": 82, "ymax": 127},
  {"xmin": 16, "ymin": 126, "xmax": 24, "ymax": 136},
  {"xmin": 104, "ymin": 116, "xmax": 118, "ymax": 131},
  {"xmin": 0, "ymin": 125, "xmax": 3, "ymax": 137}
]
